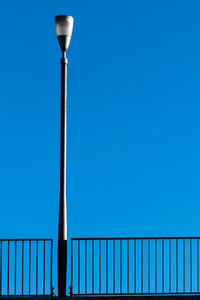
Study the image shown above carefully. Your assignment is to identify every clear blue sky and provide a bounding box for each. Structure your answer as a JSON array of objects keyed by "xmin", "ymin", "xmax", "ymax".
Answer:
[{"xmin": 1, "ymin": 0, "xmax": 200, "ymax": 289}]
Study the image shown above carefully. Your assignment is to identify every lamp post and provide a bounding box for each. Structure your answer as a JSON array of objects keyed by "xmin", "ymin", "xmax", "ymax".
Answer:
[{"xmin": 55, "ymin": 14, "xmax": 74, "ymax": 297}]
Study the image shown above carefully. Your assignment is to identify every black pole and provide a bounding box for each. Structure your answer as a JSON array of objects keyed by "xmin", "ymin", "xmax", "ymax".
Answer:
[{"xmin": 58, "ymin": 51, "xmax": 68, "ymax": 297}]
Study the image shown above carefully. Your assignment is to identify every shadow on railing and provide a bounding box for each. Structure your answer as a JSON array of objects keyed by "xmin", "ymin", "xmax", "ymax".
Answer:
[
  {"xmin": 71, "ymin": 237, "xmax": 200, "ymax": 296},
  {"xmin": 0, "ymin": 239, "xmax": 53, "ymax": 296}
]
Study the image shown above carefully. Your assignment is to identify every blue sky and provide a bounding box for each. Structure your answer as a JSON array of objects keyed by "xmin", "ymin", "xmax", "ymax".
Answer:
[{"xmin": 1, "ymin": 0, "xmax": 200, "ymax": 292}]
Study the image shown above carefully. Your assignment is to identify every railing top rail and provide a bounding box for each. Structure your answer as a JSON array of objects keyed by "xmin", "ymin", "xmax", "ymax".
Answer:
[
  {"xmin": 72, "ymin": 236, "xmax": 200, "ymax": 241},
  {"xmin": 0, "ymin": 238, "xmax": 52, "ymax": 241},
  {"xmin": 72, "ymin": 292, "xmax": 199, "ymax": 298},
  {"xmin": 73, "ymin": 292, "xmax": 200, "ymax": 296}
]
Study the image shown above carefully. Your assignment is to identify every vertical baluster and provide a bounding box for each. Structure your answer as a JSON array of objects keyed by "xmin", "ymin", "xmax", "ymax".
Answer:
[
  {"xmin": 29, "ymin": 241, "xmax": 31, "ymax": 295},
  {"xmin": 197, "ymin": 239, "xmax": 199, "ymax": 293},
  {"xmin": 141, "ymin": 240, "xmax": 143, "ymax": 294},
  {"xmin": 169, "ymin": 239, "xmax": 171, "ymax": 293},
  {"xmin": 36, "ymin": 241, "xmax": 38, "ymax": 295},
  {"xmin": 113, "ymin": 240, "xmax": 115, "ymax": 294},
  {"xmin": 183, "ymin": 239, "xmax": 185, "ymax": 294},
  {"xmin": 99, "ymin": 240, "xmax": 101, "ymax": 294},
  {"xmin": 134, "ymin": 240, "xmax": 136, "ymax": 294},
  {"xmin": 14, "ymin": 241, "xmax": 17, "ymax": 295},
  {"xmin": 22, "ymin": 241, "xmax": 24, "ymax": 295},
  {"xmin": 176, "ymin": 239, "xmax": 178, "ymax": 293},
  {"xmin": 162, "ymin": 239, "xmax": 164, "ymax": 293},
  {"xmin": 148, "ymin": 239, "xmax": 150, "ymax": 293},
  {"xmin": 106, "ymin": 240, "xmax": 108, "ymax": 294},
  {"xmin": 127, "ymin": 240, "xmax": 129, "ymax": 294},
  {"xmin": 85, "ymin": 240, "xmax": 87, "ymax": 294},
  {"xmin": 120, "ymin": 240, "xmax": 122, "ymax": 294},
  {"xmin": 0, "ymin": 241, "xmax": 2, "ymax": 296},
  {"xmin": 43, "ymin": 240, "xmax": 45, "ymax": 295},
  {"xmin": 92, "ymin": 240, "xmax": 94, "ymax": 294},
  {"xmin": 7, "ymin": 241, "xmax": 10, "ymax": 295},
  {"xmin": 190, "ymin": 239, "xmax": 192, "ymax": 293},
  {"xmin": 155, "ymin": 239, "xmax": 157, "ymax": 294},
  {"xmin": 78, "ymin": 240, "xmax": 80, "ymax": 295},
  {"xmin": 50, "ymin": 240, "xmax": 53, "ymax": 296}
]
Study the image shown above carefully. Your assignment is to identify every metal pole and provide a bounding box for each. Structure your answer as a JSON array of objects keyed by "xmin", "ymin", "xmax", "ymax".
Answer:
[{"xmin": 58, "ymin": 50, "xmax": 68, "ymax": 297}]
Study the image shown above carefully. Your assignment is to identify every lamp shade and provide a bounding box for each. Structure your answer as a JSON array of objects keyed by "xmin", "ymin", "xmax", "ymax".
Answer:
[{"xmin": 55, "ymin": 15, "xmax": 74, "ymax": 52}]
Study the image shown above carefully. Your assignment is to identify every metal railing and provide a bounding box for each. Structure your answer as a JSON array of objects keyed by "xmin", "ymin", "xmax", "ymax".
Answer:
[
  {"xmin": 71, "ymin": 237, "xmax": 200, "ymax": 296},
  {"xmin": 0, "ymin": 239, "xmax": 53, "ymax": 296}
]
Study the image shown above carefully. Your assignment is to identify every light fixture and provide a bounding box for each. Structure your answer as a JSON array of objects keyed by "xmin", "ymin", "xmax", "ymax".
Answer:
[{"xmin": 55, "ymin": 15, "xmax": 74, "ymax": 53}]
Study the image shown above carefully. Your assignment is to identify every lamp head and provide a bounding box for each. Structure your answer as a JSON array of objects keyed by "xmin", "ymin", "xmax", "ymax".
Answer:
[{"xmin": 55, "ymin": 15, "xmax": 74, "ymax": 52}]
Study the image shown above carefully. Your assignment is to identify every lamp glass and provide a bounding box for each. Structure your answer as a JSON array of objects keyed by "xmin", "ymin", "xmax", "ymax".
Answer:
[{"xmin": 55, "ymin": 15, "xmax": 74, "ymax": 37}]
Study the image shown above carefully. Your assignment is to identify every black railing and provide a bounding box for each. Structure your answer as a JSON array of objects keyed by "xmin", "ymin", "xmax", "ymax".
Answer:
[
  {"xmin": 71, "ymin": 237, "xmax": 200, "ymax": 296},
  {"xmin": 0, "ymin": 239, "xmax": 53, "ymax": 296}
]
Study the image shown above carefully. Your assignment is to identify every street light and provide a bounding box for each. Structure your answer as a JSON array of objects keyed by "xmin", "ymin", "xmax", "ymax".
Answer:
[{"xmin": 55, "ymin": 14, "xmax": 74, "ymax": 297}]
